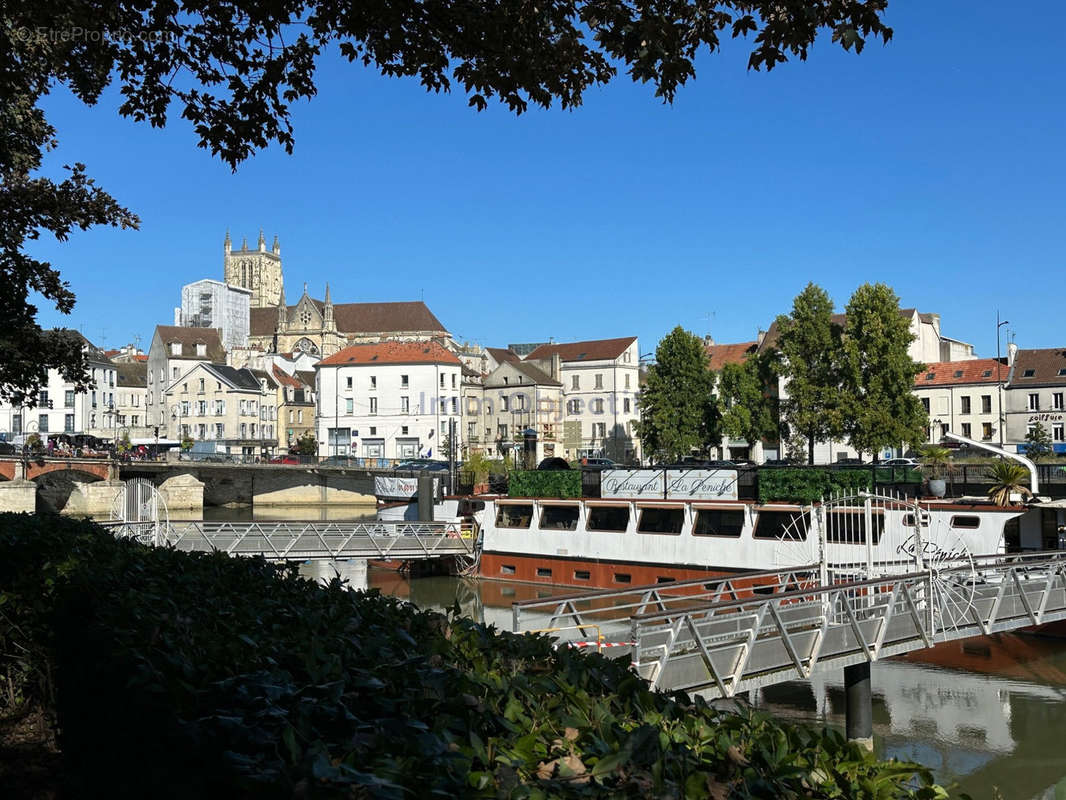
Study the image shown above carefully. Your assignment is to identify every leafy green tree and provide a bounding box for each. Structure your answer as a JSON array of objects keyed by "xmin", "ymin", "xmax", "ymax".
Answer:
[
  {"xmin": 717, "ymin": 352, "xmax": 780, "ymax": 457},
  {"xmin": 774, "ymin": 283, "xmax": 846, "ymax": 464},
  {"xmin": 295, "ymin": 431, "xmax": 318, "ymax": 456},
  {"xmin": 1024, "ymin": 422, "xmax": 1053, "ymax": 459},
  {"xmin": 637, "ymin": 326, "xmax": 719, "ymax": 462},
  {"xmin": 3, "ymin": 2, "xmax": 892, "ymax": 402},
  {"xmin": 840, "ymin": 283, "xmax": 927, "ymax": 459}
]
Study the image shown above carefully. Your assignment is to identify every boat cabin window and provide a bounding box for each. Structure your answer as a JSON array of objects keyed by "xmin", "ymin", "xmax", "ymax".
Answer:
[
  {"xmin": 638, "ymin": 507, "xmax": 685, "ymax": 535},
  {"xmin": 496, "ymin": 504, "xmax": 534, "ymax": 529},
  {"xmin": 951, "ymin": 515, "xmax": 981, "ymax": 529},
  {"xmin": 902, "ymin": 512, "xmax": 929, "ymax": 528},
  {"xmin": 574, "ymin": 570, "xmax": 591, "ymax": 581},
  {"xmin": 613, "ymin": 573, "xmax": 632, "ymax": 584},
  {"xmin": 753, "ymin": 509, "xmax": 807, "ymax": 540},
  {"xmin": 824, "ymin": 510, "xmax": 884, "ymax": 545},
  {"xmin": 587, "ymin": 506, "xmax": 629, "ymax": 532},
  {"xmin": 693, "ymin": 509, "xmax": 744, "ymax": 537},
  {"xmin": 540, "ymin": 504, "xmax": 579, "ymax": 531}
]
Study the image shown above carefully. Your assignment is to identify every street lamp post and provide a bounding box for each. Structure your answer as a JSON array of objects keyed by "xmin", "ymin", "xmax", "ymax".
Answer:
[{"xmin": 997, "ymin": 313, "xmax": 1010, "ymax": 449}]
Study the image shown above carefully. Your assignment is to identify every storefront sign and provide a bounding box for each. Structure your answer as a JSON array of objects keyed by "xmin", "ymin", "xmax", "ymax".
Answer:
[
  {"xmin": 601, "ymin": 469, "xmax": 738, "ymax": 500},
  {"xmin": 374, "ymin": 476, "xmax": 438, "ymax": 498},
  {"xmin": 1028, "ymin": 413, "xmax": 1064, "ymax": 423}
]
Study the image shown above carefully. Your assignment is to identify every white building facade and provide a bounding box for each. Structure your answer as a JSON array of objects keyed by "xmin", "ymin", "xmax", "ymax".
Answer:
[
  {"xmin": 0, "ymin": 334, "xmax": 117, "ymax": 441},
  {"xmin": 912, "ymin": 358, "xmax": 1007, "ymax": 446},
  {"xmin": 1005, "ymin": 347, "xmax": 1066, "ymax": 452},
  {"xmin": 315, "ymin": 342, "xmax": 463, "ymax": 461},
  {"xmin": 523, "ymin": 337, "xmax": 641, "ymax": 463}
]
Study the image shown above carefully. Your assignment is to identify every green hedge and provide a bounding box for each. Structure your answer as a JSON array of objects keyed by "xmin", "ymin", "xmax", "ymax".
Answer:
[
  {"xmin": 508, "ymin": 469, "xmax": 582, "ymax": 498},
  {"xmin": 0, "ymin": 514, "xmax": 947, "ymax": 798},
  {"xmin": 758, "ymin": 468, "xmax": 873, "ymax": 504}
]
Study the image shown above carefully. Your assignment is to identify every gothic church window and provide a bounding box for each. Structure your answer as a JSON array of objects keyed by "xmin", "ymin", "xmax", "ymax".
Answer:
[{"xmin": 295, "ymin": 337, "xmax": 319, "ymax": 355}]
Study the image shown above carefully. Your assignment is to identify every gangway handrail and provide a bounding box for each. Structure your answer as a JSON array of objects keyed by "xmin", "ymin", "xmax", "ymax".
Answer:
[
  {"xmin": 627, "ymin": 549, "xmax": 1066, "ymax": 625},
  {"xmin": 629, "ymin": 548, "xmax": 1066, "ymax": 696}
]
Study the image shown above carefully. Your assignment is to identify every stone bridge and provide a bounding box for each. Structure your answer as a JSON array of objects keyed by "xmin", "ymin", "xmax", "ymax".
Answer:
[{"xmin": 0, "ymin": 458, "xmax": 386, "ymax": 514}]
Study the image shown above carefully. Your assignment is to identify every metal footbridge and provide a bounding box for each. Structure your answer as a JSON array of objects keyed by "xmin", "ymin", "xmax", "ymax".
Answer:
[
  {"xmin": 513, "ymin": 550, "xmax": 1066, "ymax": 697},
  {"xmin": 103, "ymin": 519, "xmax": 475, "ymax": 561}
]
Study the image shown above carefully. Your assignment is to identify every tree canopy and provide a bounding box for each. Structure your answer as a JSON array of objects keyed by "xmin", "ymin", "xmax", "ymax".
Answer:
[
  {"xmin": 637, "ymin": 326, "xmax": 719, "ymax": 462},
  {"xmin": 717, "ymin": 351, "xmax": 780, "ymax": 457},
  {"xmin": 2, "ymin": 1, "xmax": 893, "ymax": 402},
  {"xmin": 774, "ymin": 283, "xmax": 846, "ymax": 464},
  {"xmin": 840, "ymin": 283, "xmax": 927, "ymax": 458}
]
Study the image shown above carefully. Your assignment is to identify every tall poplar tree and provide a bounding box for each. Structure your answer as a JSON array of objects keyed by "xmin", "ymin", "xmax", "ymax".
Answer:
[
  {"xmin": 840, "ymin": 283, "xmax": 927, "ymax": 459},
  {"xmin": 718, "ymin": 352, "xmax": 781, "ymax": 458},
  {"xmin": 637, "ymin": 327, "xmax": 719, "ymax": 462},
  {"xmin": 774, "ymin": 283, "xmax": 846, "ymax": 464}
]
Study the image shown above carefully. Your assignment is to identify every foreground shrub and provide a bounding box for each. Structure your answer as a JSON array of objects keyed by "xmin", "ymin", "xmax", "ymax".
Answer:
[
  {"xmin": 508, "ymin": 470, "xmax": 582, "ymax": 498},
  {"xmin": 0, "ymin": 514, "xmax": 947, "ymax": 798}
]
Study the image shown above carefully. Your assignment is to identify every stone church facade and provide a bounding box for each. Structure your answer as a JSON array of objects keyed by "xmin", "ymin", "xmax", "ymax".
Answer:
[
  {"xmin": 223, "ymin": 230, "xmax": 283, "ymax": 309},
  {"xmin": 223, "ymin": 232, "xmax": 450, "ymax": 358}
]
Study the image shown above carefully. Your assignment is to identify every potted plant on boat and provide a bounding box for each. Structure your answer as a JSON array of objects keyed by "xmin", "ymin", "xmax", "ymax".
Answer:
[
  {"xmin": 461, "ymin": 450, "xmax": 493, "ymax": 495},
  {"xmin": 919, "ymin": 445, "xmax": 952, "ymax": 498},
  {"xmin": 987, "ymin": 462, "xmax": 1033, "ymax": 506}
]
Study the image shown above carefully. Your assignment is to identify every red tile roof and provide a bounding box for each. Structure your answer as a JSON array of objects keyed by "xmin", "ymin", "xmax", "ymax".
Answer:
[
  {"xmin": 524, "ymin": 337, "xmax": 636, "ymax": 363},
  {"xmin": 914, "ymin": 358, "xmax": 1007, "ymax": 387},
  {"xmin": 706, "ymin": 341, "xmax": 758, "ymax": 371},
  {"xmin": 272, "ymin": 364, "xmax": 303, "ymax": 388},
  {"xmin": 317, "ymin": 340, "xmax": 461, "ymax": 367}
]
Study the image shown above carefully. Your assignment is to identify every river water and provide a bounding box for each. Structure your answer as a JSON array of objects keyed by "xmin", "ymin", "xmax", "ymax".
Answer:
[{"xmin": 206, "ymin": 505, "xmax": 1066, "ymax": 798}]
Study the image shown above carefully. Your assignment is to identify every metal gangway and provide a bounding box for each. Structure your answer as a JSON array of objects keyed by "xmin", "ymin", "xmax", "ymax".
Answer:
[{"xmin": 101, "ymin": 519, "xmax": 476, "ymax": 562}]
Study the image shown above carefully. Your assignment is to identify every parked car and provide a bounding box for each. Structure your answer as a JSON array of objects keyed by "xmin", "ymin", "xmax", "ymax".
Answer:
[
  {"xmin": 269, "ymin": 454, "xmax": 301, "ymax": 465},
  {"xmin": 762, "ymin": 458, "xmax": 791, "ymax": 466},
  {"xmin": 0, "ymin": 441, "xmax": 16, "ymax": 456},
  {"xmin": 882, "ymin": 457, "xmax": 919, "ymax": 467},
  {"xmin": 579, "ymin": 457, "xmax": 617, "ymax": 470}
]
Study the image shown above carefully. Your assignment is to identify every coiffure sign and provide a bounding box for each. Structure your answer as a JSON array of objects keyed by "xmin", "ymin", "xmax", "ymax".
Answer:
[{"xmin": 601, "ymin": 469, "xmax": 738, "ymax": 501}]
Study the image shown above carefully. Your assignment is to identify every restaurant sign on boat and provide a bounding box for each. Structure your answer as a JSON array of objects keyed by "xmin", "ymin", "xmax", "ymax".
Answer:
[{"xmin": 601, "ymin": 469, "xmax": 739, "ymax": 501}]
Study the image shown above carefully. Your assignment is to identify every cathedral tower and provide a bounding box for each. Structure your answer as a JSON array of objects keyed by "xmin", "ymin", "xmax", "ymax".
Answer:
[{"xmin": 223, "ymin": 229, "xmax": 284, "ymax": 308}]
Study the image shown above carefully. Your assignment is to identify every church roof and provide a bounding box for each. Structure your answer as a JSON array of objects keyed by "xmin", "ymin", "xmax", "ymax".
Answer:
[
  {"xmin": 249, "ymin": 300, "xmax": 447, "ymax": 338},
  {"xmin": 317, "ymin": 341, "xmax": 461, "ymax": 367}
]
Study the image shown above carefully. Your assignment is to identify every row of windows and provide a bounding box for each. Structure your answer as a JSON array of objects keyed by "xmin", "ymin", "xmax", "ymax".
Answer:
[
  {"xmin": 340, "ymin": 397, "xmax": 459, "ymax": 415},
  {"xmin": 180, "ymin": 423, "xmax": 274, "ymax": 440},
  {"xmin": 1027, "ymin": 392, "xmax": 1065, "ymax": 412},
  {"xmin": 1028, "ymin": 422, "xmax": 1066, "ymax": 442},
  {"xmin": 569, "ymin": 370, "xmax": 634, "ymax": 391},
  {"xmin": 339, "ymin": 373, "xmax": 459, "ymax": 391},
  {"xmin": 174, "ymin": 400, "xmax": 275, "ymax": 418},
  {"xmin": 496, "ymin": 505, "xmax": 983, "ymax": 539},
  {"xmin": 921, "ymin": 395, "xmax": 994, "ymax": 415}
]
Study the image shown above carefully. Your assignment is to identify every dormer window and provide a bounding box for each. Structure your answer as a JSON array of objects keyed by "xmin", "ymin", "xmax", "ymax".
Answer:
[
  {"xmin": 1022, "ymin": 369, "xmax": 1036, "ymax": 377},
  {"xmin": 196, "ymin": 343, "xmax": 206, "ymax": 357},
  {"xmin": 925, "ymin": 373, "xmax": 935, "ymax": 381},
  {"xmin": 170, "ymin": 342, "xmax": 181, "ymax": 356},
  {"xmin": 953, "ymin": 370, "xmax": 963, "ymax": 378}
]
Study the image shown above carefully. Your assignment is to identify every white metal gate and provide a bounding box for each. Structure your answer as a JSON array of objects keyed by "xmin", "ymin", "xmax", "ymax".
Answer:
[{"xmin": 109, "ymin": 478, "xmax": 169, "ymax": 546}]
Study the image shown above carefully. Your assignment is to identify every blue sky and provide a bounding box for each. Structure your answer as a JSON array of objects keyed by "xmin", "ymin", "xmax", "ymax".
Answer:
[{"xmin": 31, "ymin": 1, "xmax": 1065, "ymax": 361}]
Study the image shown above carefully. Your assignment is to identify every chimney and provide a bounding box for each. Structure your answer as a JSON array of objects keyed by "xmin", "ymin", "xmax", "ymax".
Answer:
[
  {"xmin": 704, "ymin": 334, "xmax": 714, "ymax": 347},
  {"xmin": 1007, "ymin": 342, "xmax": 1018, "ymax": 366},
  {"xmin": 551, "ymin": 353, "xmax": 561, "ymax": 381},
  {"xmin": 174, "ymin": 307, "xmax": 182, "ymax": 326},
  {"xmin": 757, "ymin": 329, "xmax": 767, "ymax": 347}
]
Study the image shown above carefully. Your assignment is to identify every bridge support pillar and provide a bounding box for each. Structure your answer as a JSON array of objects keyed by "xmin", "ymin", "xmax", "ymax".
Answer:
[
  {"xmin": 306, "ymin": 559, "xmax": 368, "ymax": 592},
  {"xmin": 417, "ymin": 475, "xmax": 434, "ymax": 522},
  {"xmin": 844, "ymin": 662, "xmax": 873, "ymax": 750},
  {"xmin": 0, "ymin": 478, "xmax": 37, "ymax": 513}
]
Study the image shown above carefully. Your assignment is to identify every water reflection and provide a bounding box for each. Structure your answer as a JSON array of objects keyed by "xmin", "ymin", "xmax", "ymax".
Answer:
[{"xmin": 201, "ymin": 504, "xmax": 376, "ymax": 522}]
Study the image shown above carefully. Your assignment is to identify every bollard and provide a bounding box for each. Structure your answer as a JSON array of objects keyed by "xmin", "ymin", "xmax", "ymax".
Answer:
[
  {"xmin": 417, "ymin": 474, "xmax": 434, "ymax": 522},
  {"xmin": 844, "ymin": 662, "xmax": 873, "ymax": 750}
]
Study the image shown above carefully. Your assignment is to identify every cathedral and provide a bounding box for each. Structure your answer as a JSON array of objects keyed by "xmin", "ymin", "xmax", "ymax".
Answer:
[{"xmin": 223, "ymin": 232, "xmax": 450, "ymax": 358}]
